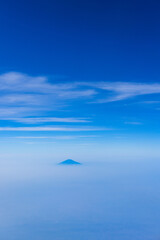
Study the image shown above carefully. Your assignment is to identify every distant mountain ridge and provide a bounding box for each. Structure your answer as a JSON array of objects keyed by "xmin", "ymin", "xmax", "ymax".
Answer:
[{"xmin": 58, "ymin": 159, "xmax": 81, "ymax": 165}]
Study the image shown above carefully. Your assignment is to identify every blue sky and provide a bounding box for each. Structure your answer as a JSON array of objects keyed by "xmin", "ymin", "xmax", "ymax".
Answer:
[{"xmin": 0, "ymin": 0, "xmax": 160, "ymax": 160}]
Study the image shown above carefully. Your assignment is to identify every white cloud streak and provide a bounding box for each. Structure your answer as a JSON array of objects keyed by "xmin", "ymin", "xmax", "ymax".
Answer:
[
  {"xmin": 0, "ymin": 126, "xmax": 111, "ymax": 131},
  {"xmin": 81, "ymin": 82, "xmax": 160, "ymax": 102},
  {"xmin": 7, "ymin": 135, "xmax": 98, "ymax": 139},
  {"xmin": 0, "ymin": 117, "xmax": 91, "ymax": 124},
  {"xmin": 124, "ymin": 121, "xmax": 142, "ymax": 125},
  {"xmin": 140, "ymin": 101, "xmax": 160, "ymax": 104}
]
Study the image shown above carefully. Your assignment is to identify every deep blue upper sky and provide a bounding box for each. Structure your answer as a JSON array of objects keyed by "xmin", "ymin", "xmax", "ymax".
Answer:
[
  {"xmin": 0, "ymin": 0, "xmax": 160, "ymax": 149},
  {"xmin": 0, "ymin": 0, "xmax": 160, "ymax": 81}
]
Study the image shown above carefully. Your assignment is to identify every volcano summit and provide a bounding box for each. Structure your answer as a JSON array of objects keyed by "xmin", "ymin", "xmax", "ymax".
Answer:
[{"xmin": 58, "ymin": 159, "xmax": 81, "ymax": 165}]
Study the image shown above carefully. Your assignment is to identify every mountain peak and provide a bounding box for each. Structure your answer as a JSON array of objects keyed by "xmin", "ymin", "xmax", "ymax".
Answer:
[{"xmin": 59, "ymin": 159, "xmax": 81, "ymax": 165}]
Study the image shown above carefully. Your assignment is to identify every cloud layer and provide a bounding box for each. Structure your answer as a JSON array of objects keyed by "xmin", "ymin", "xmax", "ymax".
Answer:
[
  {"xmin": 0, "ymin": 72, "xmax": 160, "ymax": 135},
  {"xmin": 0, "ymin": 72, "xmax": 160, "ymax": 134},
  {"xmin": 0, "ymin": 72, "xmax": 160, "ymax": 118},
  {"xmin": 0, "ymin": 72, "xmax": 96, "ymax": 117}
]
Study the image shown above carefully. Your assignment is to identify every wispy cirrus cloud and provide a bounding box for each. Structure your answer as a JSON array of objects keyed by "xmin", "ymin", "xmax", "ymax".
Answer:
[
  {"xmin": 0, "ymin": 71, "xmax": 160, "ymax": 137},
  {"xmin": 0, "ymin": 72, "xmax": 96, "ymax": 117},
  {"xmin": 0, "ymin": 117, "xmax": 91, "ymax": 124},
  {"xmin": 8, "ymin": 135, "xmax": 98, "ymax": 140},
  {"xmin": 81, "ymin": 82, "xmax": 160, "ymax": 103},
  {"xmin": 124, "ymin": 121, "xmax": 142, "ymax": 125},
  {"xmin": 140, "ymin": 101, "xmax": 160, "ymax": 104},
  {"xmin": 0, "ymin": 72, "xmax": 160, "ymax": 119},
  {"xmin": 0, "ymin": 126, "xmax": 111, "ymax": 131}
]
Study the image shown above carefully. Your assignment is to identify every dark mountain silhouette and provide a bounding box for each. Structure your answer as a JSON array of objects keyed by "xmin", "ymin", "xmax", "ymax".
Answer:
[{"xmin": 58, "ymin": 159, "xmax": 81, "ymax": 165}]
